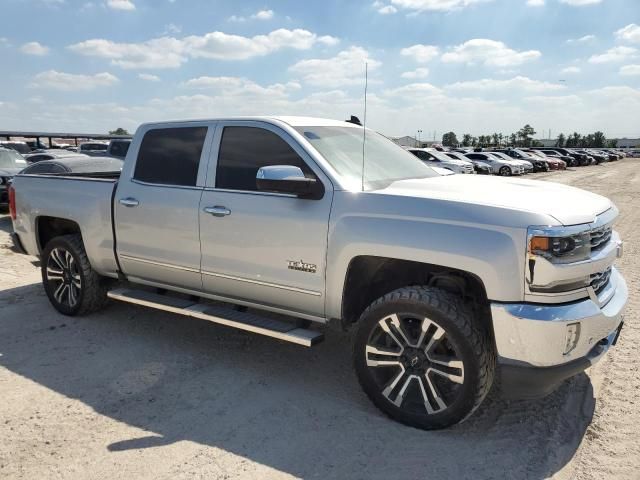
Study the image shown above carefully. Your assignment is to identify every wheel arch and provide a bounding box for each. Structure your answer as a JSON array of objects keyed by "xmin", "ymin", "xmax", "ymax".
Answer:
[
  {"xmin": 340, "ymin": 256, "xmax": 493, "ymax": 338},
  {"xmin": 36, "ymin": 216, "xmax": 82, "ymax": 253}
]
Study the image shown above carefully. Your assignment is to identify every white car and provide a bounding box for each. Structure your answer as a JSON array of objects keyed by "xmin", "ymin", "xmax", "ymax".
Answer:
[
  {"xmin": 464, "ymin": 152, "xmax": 525, "ymax": 176},
  {"xmin": 490, "ymin": 152, "xmax": 533, "ymax": 173},
  {"xmin": 408, "ymin": 148, "xmax": 475, "ymax": 174},
  {"xmin": 446, "ymin": 151, "xmax": 493, "ymax": 175}
]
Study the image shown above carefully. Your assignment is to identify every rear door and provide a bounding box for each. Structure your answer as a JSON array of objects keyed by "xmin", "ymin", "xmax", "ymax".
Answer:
[
  {"xmin": 198, "ymin": 121, "xmax": 333, "ymax": 318},
  {"xmin": 115, "ymin": 122, "xmax": 215, "ymax": 291}
]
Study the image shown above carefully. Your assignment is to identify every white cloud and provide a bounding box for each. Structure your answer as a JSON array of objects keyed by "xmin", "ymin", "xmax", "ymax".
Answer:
[
  {"xmin": 68, "ymin": 29, "xmax": 339, "ymax": 68},
  {"xmin": 289, "ymin": 46, "xmax": 381, "ymax": 87},
  {"xmin": 566, "ymin": 34, "xmax": 596, "ymax": 44},
  {"xmin": 106, "ymin": 0, "xmax": 135, "ymax": 10},
  {"xmin": 138, "ymin": 73, "xmax": 160, "ymax": 82},
  {"xmin": 526, "ymin": 0, "xmax": 544, "ymax": 6},
  {"xmin": 252, "ymin": 9, "xmax": 274, "ymax": 20},
  {"xmin": 20, "ymin": 41, "xmax": 50, "ymax": 55},
  {"xmin": 400, "ymin": 44, "xmax": 439, "ymax": 63},
  {"xmin": 390, "ymin": 0, "xmax": 492, "ymax": 12},
  {"xmin": 384, "ymin": 82, "xmax": 443, "ymax": 97},
  {"xmin": 620, "ymin": 64, "xmax": 640, "ymax": 76},
  {"xmin": 401, "ymin": 67, "xmax": 429, "ymax": 79},
  {"xmin": 229, "ymin": 9, "xmax": 275, "ymax": 22},
  {"xmin": 558, "ymin": 0, "xmax": 602, "ymax": 5},
  {"xmin": 616, "ymin": 24, "xmax": 640, "ymax": 44},
  {"xmin": 588, "ymin": 46, "xmax": 638, "ymax": 63},
  {"xmin": 30, "ymin": 70, "xmax": 119, "ymax": 90},
  {"xmin": 446, "ymin": 76, "xmax": 566, "ymax": 92},
  {"xmin": 561, "ymin": 66, "xmax": 581, "ymax": 74},
  {"xmin": 441, "ymin": 39, "xmax": 541, "ymax": 67},
  {"xmin": 183, "ymin": 76, "xmax": 300, "ymax": 101},
  {"xmin": 378, "ymin": 4, "xmax": 398, "ymax": 13}
]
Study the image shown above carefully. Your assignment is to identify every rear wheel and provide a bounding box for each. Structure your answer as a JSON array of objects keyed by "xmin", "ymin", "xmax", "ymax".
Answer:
[
  {"xmin": 353, "ymin": 286, "xmax": 495, "ymax": 430},
  {"xmin": 499, "ymin": 166, "xmax": 511, "ymax": 176},
  {"xmin": 42, "ymin": 234, "xmax": 109, "ymax": 316}
]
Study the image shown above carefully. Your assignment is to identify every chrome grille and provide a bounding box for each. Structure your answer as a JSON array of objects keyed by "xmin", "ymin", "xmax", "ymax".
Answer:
[
  {"xmin": 590, "ymin": 225, "xmax": 612, "ymax": 251},
  {"xmin": 590, "ymin": 267, "xmax": 612, "ymax": 294}
]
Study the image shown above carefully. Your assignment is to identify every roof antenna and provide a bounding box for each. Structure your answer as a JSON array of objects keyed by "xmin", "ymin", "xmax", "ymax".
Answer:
[{"xmin": 361, "ymin": 62, "xmax": 368, "ymax": 192}]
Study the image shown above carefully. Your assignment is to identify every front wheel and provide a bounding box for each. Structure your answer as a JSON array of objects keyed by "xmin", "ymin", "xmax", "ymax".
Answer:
[
  {"xmin": 353, "ymin": 287, "xmax": 495, "ymax": 430},
  {"xmin": 499, "ymin": 166, "xmax": 511, "ymax": 176},
  {"xmin": 42, "ymin": 234, "xmax": 109, "ymax": 316}
]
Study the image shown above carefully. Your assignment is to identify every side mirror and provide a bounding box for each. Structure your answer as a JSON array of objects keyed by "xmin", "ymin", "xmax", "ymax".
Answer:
[{"xmin": 256, "ymin": 165, "xmax": 323, "ymax": 200}]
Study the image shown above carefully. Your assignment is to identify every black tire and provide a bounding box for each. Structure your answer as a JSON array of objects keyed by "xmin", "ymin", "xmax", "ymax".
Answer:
[
  {"xmin": 41, "ymin": 234, "xmax": 109, "ymax": 316},
  {"xmin": 353, "ymin": 286, "xmax": 495, "ymax": 430},
  {"xmin": 499, "ymin": 166, "xmax": 511, "ymax": 176}
]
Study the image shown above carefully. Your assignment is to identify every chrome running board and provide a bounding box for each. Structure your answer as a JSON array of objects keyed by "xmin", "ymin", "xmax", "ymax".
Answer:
[{"xmin": 107, "ymin": 288, "xmax": 324, "ymax": 347}]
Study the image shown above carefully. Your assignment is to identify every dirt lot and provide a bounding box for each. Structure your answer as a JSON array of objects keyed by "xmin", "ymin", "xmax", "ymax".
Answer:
[{"xmin": 0, "ymin": 160, "xmax": 638, "ymax": 480}]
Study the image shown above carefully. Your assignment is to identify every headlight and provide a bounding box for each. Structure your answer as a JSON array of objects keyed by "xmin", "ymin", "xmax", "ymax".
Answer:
[
  {"xmin": 0, "ymin": 177, "xmax": 7, "ymax": 185},
  {"xmin": 528, "ymin": 227, "xmax": 591, "ymax": 264}
]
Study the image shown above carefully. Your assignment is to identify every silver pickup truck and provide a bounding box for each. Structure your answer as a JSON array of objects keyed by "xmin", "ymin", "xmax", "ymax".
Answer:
[{"xmin": 8, "ymin": 117, "xmax": 627, "ymax": 430}]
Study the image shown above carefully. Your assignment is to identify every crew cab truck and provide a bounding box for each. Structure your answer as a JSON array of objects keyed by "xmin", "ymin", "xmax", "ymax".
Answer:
[{"xmin": 9, "ymin": 117, "xmax": 627, "ymax": 430}]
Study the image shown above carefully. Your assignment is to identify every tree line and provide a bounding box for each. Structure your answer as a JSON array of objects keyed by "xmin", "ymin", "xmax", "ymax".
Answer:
[{"xmin": 441, "ymin": 125, "xmax": 617, "ymax": 148}]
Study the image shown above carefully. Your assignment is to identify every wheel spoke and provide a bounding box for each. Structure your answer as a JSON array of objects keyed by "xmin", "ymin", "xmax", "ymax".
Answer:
[
  {"xmin": 427, "ymin": 364, "xmax": 465, "ymax": 385},
  {"xmin": 68, "ymin": 283, "xmax": 77, "ymax": 306},
  {"xmin": 382, "ymin": 368, "xmax": 412, "ymax": 407},
  {"xmin": 378, "ymin": 314, "xmax": 408, "ymax": 350},
  {"xmin": 72, "ymin": 274, "xmax": 82, "ymax": 289},
  {"xmin": 64, "ymin": 251, "xmax": 73, "ymax": 270},
  {"xmin": 50, "ymin": 249, "xmax": 65, "ymax": 271},
  {"xmin": 423, "ymin": 324, "xmax": 445, "ymax": 355},
  {"xmin": 46, "ymin": 267, "xmax": 64, "ymax": 282},
  {"xmin": 366, "ymin": 345, "xmax": 402, "ymax": 367},
  {"xmin": 53, "ymin": 283, "xmax": 68, "ymax": 304},
  {"xmin": 416, "ymin": 318, "xmax": 438, "ymax": 348},
  {"xmin": 423, "ymin": 372, "xmax": 447, "ymax": 413}
]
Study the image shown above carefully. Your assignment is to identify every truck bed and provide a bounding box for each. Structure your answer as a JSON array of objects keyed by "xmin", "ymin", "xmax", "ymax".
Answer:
[{"xmin": 11, "ymin": 173, "xmax": 120, "ymax": 277}]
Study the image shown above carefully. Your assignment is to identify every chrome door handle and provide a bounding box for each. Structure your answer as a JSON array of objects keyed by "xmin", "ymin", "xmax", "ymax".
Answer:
[
  {"xmin": 119, "ymin": 197, "xmax": 139, "ymax": 207},
  {"xmin": 204, "ymin": 206, "xmax": 231, "ymax": 217}
]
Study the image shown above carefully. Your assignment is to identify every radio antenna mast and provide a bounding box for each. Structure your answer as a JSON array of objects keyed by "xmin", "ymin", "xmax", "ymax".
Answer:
[{"xmin": 361, "ymin": 62, "xmax": 368, "ymax": 192}]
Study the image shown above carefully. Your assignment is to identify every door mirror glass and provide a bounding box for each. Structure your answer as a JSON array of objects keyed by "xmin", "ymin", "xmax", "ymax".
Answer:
[{"xmin": 256, "ymin": 165, "xmax": 323, "ymax": 200}]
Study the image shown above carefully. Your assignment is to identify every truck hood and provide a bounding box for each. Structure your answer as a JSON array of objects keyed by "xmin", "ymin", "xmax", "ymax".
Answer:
[{"xmin": 376, "ymin": 174, "xmax": 612, "ymax": 226}]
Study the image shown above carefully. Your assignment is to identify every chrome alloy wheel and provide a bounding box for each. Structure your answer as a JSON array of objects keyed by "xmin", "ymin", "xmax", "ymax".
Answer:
[
  {"xmin": 365, "ymin": 314, "xmax": 464, "ymax": 415},
  {"xmin": 46, "ymin": 247, "xmax": 82, "ymax": 308}
]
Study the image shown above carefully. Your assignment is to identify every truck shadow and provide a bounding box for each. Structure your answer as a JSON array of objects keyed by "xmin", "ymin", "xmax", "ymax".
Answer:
[{"xmin": 0, "ymin": 282, "xmax": 595, "ymax": 479}]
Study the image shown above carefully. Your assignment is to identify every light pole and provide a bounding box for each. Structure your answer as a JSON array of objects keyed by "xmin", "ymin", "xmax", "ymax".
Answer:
[{"xmin": 417, "ymin": 129, "xmax": 422, "ymax": 147}]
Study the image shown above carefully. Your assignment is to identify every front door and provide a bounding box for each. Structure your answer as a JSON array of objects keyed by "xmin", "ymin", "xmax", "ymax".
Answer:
[
  {"xmin": 115, "ymin": 123, "xmax": 214, "ymax": 291},
  {"xmin": 199, "ymin": 122, "xmax": 333, "ymax": 318}
]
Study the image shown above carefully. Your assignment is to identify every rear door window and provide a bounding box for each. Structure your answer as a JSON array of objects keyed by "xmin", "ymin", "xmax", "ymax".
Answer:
[{"xmin": 134, "ymin": 127, "xmax": 208, "ymax": 187}]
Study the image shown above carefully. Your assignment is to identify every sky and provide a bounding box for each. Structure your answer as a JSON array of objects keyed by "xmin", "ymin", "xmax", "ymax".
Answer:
[{"xmin": 0, "ymin": 0, "xmax": 639, "ymax": 139}]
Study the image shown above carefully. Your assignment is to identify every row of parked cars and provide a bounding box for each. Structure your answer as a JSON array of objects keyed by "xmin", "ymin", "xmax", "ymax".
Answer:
[
  {"xmin": 0, "ymin": 139, "xmax": 131, "ymax": 206},
  {"xmin": 405, "ymin": 145, "xmax": 630, "ymax": 176}
]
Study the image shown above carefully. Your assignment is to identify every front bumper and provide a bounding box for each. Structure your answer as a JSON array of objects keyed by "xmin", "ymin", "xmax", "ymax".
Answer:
[{"xmin": 491, "ymin": 267, "xmax": 627, "ymax": 397}]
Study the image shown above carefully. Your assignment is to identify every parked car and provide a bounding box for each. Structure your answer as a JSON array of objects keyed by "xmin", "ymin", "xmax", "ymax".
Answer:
[
  {"xmin": 0, "ymin": 148, "xmax": 28, "ymax": 206},
  {"xmin": 77, "ymin": 142, "xmax": 109, "ymax": 157},
  {"xmin": 491, "ymin": 148, "xmax": 548, "ymax": 172},
  {"xmin": 464, "ymin": 152, "xmax": 525, "ymax": 176},
  {"xmin": 24, "ymin": 150, "xmax": 89, "ymax": 164},
  {"xmin": 20, "ymin": 156, "xmax": 123, "ymax": 175},
  {"xmin": 533, "ymin": 148, "xmax": 586, "ymax": 166},
  {"xmin": 9, "ymin": 116, "xmax": 627, "ymax": 430},
  {"xmin": 446, "ymin": 151, "xmax": 493, "ymax": 174},
  {"xmin": 0, "ymin": 141, "xmax": 31, "ymax": 155},
  {"xmin": 523, "ymin": 150, "xmax": 566, "ymax": 170},
  {"xmin": 490, "ymin": 151, "xmax": 535, "ymax": 173},
  {"xmin": 408, "ymin": 148, "xmax": 475, "ymax": 174},
  {"xmin": 106, "ymin": 139, "xmax": 131, "ymax": 159}
]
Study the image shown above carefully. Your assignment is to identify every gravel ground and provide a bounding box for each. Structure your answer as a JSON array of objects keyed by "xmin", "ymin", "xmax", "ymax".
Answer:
[{"xmin": 0, "ymin": 159, "xmax": 638, "ymax": 480}]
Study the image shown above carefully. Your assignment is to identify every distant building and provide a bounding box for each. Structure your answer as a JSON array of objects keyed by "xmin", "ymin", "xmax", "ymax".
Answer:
[
  {"xmin": 392, "ymin": 136, "xmax": 420, "ymax": 147},
  {"xmin": 616, "ymin": 138, "xmax": 640, "ymax": 148},
  {"xmin": 534, "ymin": 139, "xmax": 557, "ymax": 147}
]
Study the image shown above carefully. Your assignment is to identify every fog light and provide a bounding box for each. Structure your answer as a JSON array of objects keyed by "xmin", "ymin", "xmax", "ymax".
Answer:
[{"xmin": 564, "ymin": 323, "xmax": 581, "ymax": 355}]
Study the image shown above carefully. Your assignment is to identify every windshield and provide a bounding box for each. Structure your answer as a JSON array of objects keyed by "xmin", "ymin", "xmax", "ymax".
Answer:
[
  {"xmin": 0, "ymin": 150, "xmax": 27, "ymax": 168},
  {"xmin": 429, "ymin": 150, "xmax": 458, "ymax": 162},
  {"xmin": 295, "ymin": 126, "xmax": 437, "ymax": 189},
  {"xmin": 489, "ymin": 152, "xmax": 510, "ymax": 161}
]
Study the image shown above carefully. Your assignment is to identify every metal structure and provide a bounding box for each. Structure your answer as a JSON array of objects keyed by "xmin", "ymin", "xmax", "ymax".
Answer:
[{"xmin": 0, "ymin": 130, "xmax": 132, "ymax": 147}]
